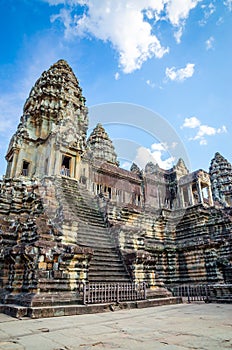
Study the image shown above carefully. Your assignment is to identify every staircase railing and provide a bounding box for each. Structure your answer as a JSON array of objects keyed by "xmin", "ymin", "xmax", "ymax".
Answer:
[
  {"xmin": 171, "ymin": 284, "xmax": 210, "ymax": 302},
  {"xmin": 79, "ymin": 282, "xmax": 146, "ymax": 304}
]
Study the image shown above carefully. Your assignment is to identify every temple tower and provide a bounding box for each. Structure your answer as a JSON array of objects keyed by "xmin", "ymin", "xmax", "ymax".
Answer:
[
  {"xmin": 5, "ymin": 59, "xmax": 88, "ymax": 179},
  {"xmin": 86, "ymin": 123, "xmax": 119, "ymax": 166},
  {"xmin": 209, "ymin": 152, "xmax": 232, "ymax": 207}
]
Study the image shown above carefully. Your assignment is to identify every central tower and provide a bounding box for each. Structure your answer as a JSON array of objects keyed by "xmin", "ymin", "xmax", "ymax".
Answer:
[{"xmin": 5, "ymin": 59, "xmax": 88, "ymax": 179}]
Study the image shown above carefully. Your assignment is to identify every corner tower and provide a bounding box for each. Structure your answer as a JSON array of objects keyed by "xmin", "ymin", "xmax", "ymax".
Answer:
[
  {"xmin": 86, "ymin": 123, "xmax": 119, "ymax": 166},
  {"xmin": 5, "ymin": 59, "xmax": 88, "ymax": 179},
  {"xmin": 209, "ymin": 152, "xmax": 232, "ymax": 207}
]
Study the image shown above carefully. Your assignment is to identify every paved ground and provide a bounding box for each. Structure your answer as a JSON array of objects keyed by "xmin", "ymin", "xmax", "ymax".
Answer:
[{"xmin": 0, "ymin": 303, "xmax": 231, "ymax": 349}]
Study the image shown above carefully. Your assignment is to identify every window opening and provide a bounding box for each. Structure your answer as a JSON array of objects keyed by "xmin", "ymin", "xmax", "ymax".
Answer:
[
  {"xmin": 60, "ymin": 155, "xmax": 71, "ymax": 176},
  {"xmin": 22, "ymin": 161, "xmax": 30, "ymax": 176}
]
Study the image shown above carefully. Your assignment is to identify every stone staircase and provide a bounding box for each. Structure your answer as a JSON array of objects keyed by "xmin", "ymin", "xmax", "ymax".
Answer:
[{"xmin": 58, "ymin": 177, "xmax": 131, "ymax": 283}]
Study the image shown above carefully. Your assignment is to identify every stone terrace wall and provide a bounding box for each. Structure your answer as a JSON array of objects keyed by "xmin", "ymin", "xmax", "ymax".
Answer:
[
  {"xmin": 0, "ymin": 177, "xmax": 92, "ymax": 307},
  {"xmin": 104, "ymin": 200, "xmax": 232, "ymax": 288},
  {"xmin": 175, "ymin": 205, "xmax": 232, "ymax": 285},
  {"xmin": 105, "ymin": 201, "xmax": 178, "ymax": 288}
]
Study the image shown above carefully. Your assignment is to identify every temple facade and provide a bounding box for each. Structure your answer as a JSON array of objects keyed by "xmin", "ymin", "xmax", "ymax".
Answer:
[{"xmin": 0, "ymin": 60, "xmax": 231, "ymax": 316}]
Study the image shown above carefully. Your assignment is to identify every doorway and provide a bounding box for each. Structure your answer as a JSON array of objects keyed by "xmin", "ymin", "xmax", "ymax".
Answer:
[
  {"xmin": 22, "ymin": 161, "xmax": 30, "ymax": 176},
  {"xmin": 61, "ymin": 155, "xmax": 72, "ymax": 176}
]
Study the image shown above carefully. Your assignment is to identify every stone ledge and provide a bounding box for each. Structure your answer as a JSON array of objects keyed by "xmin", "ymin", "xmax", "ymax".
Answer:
[
  {"xmin": 207, "ymin": 298, "xmax": 232, "ymax": 304},
  {"xmin": 0, "ymin": 297, "xmax": 182, "ymax": 319}
]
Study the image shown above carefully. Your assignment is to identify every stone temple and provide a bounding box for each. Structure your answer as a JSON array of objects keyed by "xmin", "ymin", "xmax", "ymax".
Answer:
[{"xmin": 0, "ymin": 60, "xmax": 231, "ymax": 318}]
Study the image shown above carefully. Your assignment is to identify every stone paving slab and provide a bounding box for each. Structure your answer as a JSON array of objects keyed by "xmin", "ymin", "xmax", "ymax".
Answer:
[{"xmin": 0, "ymin": 303, "xmax": 231, "ymax": 349}]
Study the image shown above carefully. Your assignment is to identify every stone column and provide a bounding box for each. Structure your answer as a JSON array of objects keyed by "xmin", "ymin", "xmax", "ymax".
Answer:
[
  {"xmin": 74, "ymin": 154, "xmax": 81, "ymax": 180},
  {"xmin": 188, "ymin": 184, "xmax": 194, "ymax": 206},
  {"xmin": 197, "ymin": 180, "xmax": 203, "ymax": 204},
  {"xmin": 10, "ymin": 150, "xmax": 19, "ymax": 178},
  {"xmin": 207, "ymin": 185, "xmax": 214, "ymax": 206},
  {"xmin": 52, "ymin": 147, "xmax": 61, "ymax": 176},
  {"xmin": 179, "ymin": 186, "xmax": 185, "ymax": 208},
  {"xmin": 158, "ymin": 185, "xmax": 161, "ymax": 208}
]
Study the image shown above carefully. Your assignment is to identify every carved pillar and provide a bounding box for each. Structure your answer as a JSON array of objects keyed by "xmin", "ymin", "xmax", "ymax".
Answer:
[
  {"xmin": 53, "ymin": 145, "xmax": 62, "ymax": 176},
  {"xmin": 179, "ymin": 186, "xmax": 185, "ymax": 207},
  {"xmin": 74, "ymin": 154, "xmax": 81, "ymax": 180},
  {"xmin": 51, "ymin": 148, "xmax": 57, "ymax": 175},
  {"xmin": 188, "ymin": 184, "xmax": 194, "ymax": 206},
  {"xmin": 10, "ymin": 149, "xmax": 19, "ymax": 178},
  {"xmin": 197, "ymin": 180, "xmax": 203, "ymax": 204},
  {"xmin": 158, "ymin": 185, "xmax": 161, "ymax": 208},
  {"xmin": 207, "ymin": 185, "xmax": 214, "ymax": 206}
]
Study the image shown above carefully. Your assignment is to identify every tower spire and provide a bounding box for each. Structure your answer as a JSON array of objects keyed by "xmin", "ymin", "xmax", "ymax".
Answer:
[{"xmin": 5, "ymin": 60, "xmax": 88, "ymax": 178}]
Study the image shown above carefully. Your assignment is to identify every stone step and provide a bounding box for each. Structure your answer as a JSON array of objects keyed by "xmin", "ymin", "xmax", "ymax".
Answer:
[
  {"xmin": 77, "ymin": 230, "xmax": 114, "ymax": 242},
  {"xmin": 76, "ymin": 239, "xmax": 115, "ymax": 247},
  {"xmin": 76, "ymin": 231, "xmax": 113, "ymax": 240},
  {"xmin": 89, "ymin": 260, "xmax": 126, "ymax": 267},
  {"xmin": 64, "ymin": 198, "xmax": 101, "ymax": 209},
  {"xmin": 63, "ymin": 206, "xmax": 104, "ymax": 220},
  {"xmin": 88, "ymin": 276, "xmax": 131, "ymax": 282},
  {"xmin": 91, "ymin": 256, "xmax": 123, "ymax": 263},
  {"xmin": 59, "ymin": 178, "xmax": 131, "ymax": 283},
  {"xmin": 89, "ymin": 268, "xmax": 128, "ymax": 275},
  {"xmin": 79, "ymin": 248, "xmax": 122, "ymax": 259},
  {"xmin": 76, "ymin": 241, "xmax": 115, "ymax": 249}
]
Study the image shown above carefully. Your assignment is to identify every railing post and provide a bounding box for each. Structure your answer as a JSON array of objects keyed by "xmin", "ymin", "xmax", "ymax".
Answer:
[
  {"xmin": 205, "ymin": 284, "xmax": 209, "ymax": 302},
  {"xmin": 187, "ymin": 285, "xmax": 191, "ymax": 303},
  {"xmin": 116, "ymin": 283, "xmax": 119, "ymax": 303},
  {"xmin": 143, "ymin": 281, "xmax": 147, "ymax": 300},
  {"xmin": 83, "ymin": 283, "xmax": 86, "ymax": 305}
]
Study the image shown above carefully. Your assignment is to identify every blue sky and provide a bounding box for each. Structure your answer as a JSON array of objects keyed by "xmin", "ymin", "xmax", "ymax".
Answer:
[{"xmin": 0, "ymin": 0, "xmax": 231, "ymax": 177}]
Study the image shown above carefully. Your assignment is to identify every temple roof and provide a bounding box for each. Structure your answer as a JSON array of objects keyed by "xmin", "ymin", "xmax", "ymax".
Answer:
[
  {"xmin": 209, "ymin": 152, "xmax": 232, "ymax": 172},
  {"xmin": 23, "ymin": 59, "xmax": 87, "ymax": 123},
  {"xmin": 86, "ymin": 123, "xmax": 119, "ymax": 166},
  {"xmin": 6, "ymin": 60, "xmax": 88, "ymax": 157},
  {"xmin": 209, "ymin": 152, "xmax": 232, "ymax": 206}
]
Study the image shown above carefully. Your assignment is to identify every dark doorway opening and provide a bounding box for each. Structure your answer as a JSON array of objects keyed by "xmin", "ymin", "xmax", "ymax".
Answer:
[
  {"xmin": 22, "ymin": 161, "xmax": 30, "ymax": 176},
  {"xmin": 61, "ymin": 155, "xmax": 71, "ymax": 176}
]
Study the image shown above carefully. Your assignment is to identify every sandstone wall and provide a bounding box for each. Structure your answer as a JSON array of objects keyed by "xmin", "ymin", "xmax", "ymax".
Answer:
[
  {"xmin": 0, "ymin": 177, "xmax": 92, "ymax": 307},
  {"xmin": 104, "ymin": 200, "xmax": 232, "ymax": 287}
]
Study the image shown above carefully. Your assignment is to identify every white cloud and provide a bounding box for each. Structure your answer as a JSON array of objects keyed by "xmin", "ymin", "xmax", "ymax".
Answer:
[
  {"xmin": 205, "ymin": 36, "xmax": 214, "ymax": 50},
  {"xmin": 194, "ymin": 124, "xmax": 217, "ymax": 138},
  {"xmin": 146, "ymin": 79, "xmax": 163, "ymax": 89},
  {"xmin": 174, "ymin": 27, "xmax": 183, "ymax": 44},
  {"xmin": 121, "ymin": 161, "xmax": 131, "ymax": 170},
  {"xmin": 114, "ymin": 72, "xmax": 120, "ymax": 80},
  {"xmin": 171, "ymin": 141, "xmax": 178, "ymax": 149},
  {"xmin": 151, "ymin": 142, "xmax": 167, "ymax": 152},
  {"xmin": 216, "ymin": 17, "xmax": 224, "ymax": 26},
  {"xmin": 181, "ymin": 117, "xmax": 227, "ymax": 145},
  {"xmin": 146, "ymin": 79, "xmax": 155, "ymax": 88},
  {"xmin": 224, "ymin": 0, "xmax": 232, "ymax": 11},
  {"xmin": 182, "ymin": 117, "xmax": 201, "ymax": 128},
  {"xmin": 199, "ymin": 2, "xmax": 216, "ymax": 26},
  {"xmin": 165, "ymin": 63, "xmax": 195, "ymax": 82},
  {"xmin": 134, "ymin": 143, "xmax": 175, "ymax": 170},
  {"xmin": 166, "ymin": 0, "xmax": 201, "ymax": 26},
  {"xmin": 46, "ymin": 0, "xmax": 205, "ymax": 73},
  {"xmin": 50, "ymin": 1, "xmax": 169, "ymax": 73},
  {"xmin": 217, "ymin": 125, "xmax": 227, "ymax": 133},
  {"xmin": 199, "ymin": 139, "xmax": 207, "ymax": 145}
]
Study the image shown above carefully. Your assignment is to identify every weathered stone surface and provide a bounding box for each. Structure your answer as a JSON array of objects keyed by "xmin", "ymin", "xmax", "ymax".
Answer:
[
  {"xmin": 86, "ymin": 123, "xmax": 119, "ymax": 166},
  {"xmin": 209, "ymin": 152, "xmax": 232, "ymax": 207},
  {"xmin": 0, "ymin": 60, "xmax": 231, "ymax": 316},
  {"xmin": 5, "ymin": 60, "xmax": 88, "ymax": 179}
]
